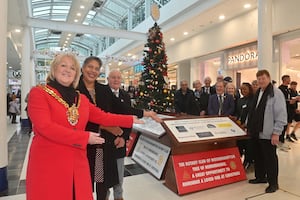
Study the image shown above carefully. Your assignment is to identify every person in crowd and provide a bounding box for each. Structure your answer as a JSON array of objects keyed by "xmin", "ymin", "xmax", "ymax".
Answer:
[
  {"xmin": 201, "ymin": 76, "xmax": 215, "ymax": 95},
  {"xmin": 225, "ymin": 82, "xmax": 239, "ymax": 101},
  {"xmin": 287, "ymin": 81, "xmax": 299, "ymax": 141},
  {"xmin": 174, "ymin": 80, "xmax": 199, "ymax": 115},
  {"xmin": 77, "ymin": 58, "xmax": 161, "ymax": 200},
  {"xmin": 8, "ymin": 95, "xmax": 20, "ymax": 124},
  {"xmin": 247, "ymin": 69, "xmax": 286, "ymax": 193},
  {"xmin": 7, "ymin": 93, "xmax": 12, "ymax": 117},
  {"xmin": 212, "ymin": 74, "xmax": 224, "ymax": 90},
  {"xmin": 101, "ymin": 69, "xmax": 161, "ymax": 200},
  {"xmin": 207, "ymin": 81, "xmax": 235, "ymax": 116},
  {"xmin": 25, "ymin": 92, "xmax": 32, "ymax": 134},
  {"xmin": 278, "ymin": 75, "xmax": 295, "ymax": 150},
  {"xmin": 235, "ymin": 82, "xmax": 254, "ymax": 169},
  {"xmin": 193, "ymin": 80, "xmax": 209, "ymax": 115},
  {"xmin": 223, "ymin": 76, "xmax": 233, "ymax": 86},
  {"xmin": 251, "ymin": 80, "xmax": 259, "ymax": 94},
  {"xmin": 26, "ymin": 53, "xmax": 143, "ymax": 200}
]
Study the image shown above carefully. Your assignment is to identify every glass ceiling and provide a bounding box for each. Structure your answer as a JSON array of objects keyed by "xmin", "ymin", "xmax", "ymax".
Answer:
[{"xmin": 31, "ymin": 0, "xmax": 172, "ymax": 56}]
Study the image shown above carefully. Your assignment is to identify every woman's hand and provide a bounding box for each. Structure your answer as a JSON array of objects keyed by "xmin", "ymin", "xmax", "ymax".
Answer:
[
  {"xmin": 143, "ymin": 110, "xmax": 163, "ymax": 123},
  {"xmin": 88, "ymin": 132, "xmax": 105, "ymax": 145},
  {"xmin": 114, "ymin": 137, "xmax": 125, "ymax": 148},
  {"xmin": 133, "ymin": 116, "xmax": 144, "ymax": 124}
]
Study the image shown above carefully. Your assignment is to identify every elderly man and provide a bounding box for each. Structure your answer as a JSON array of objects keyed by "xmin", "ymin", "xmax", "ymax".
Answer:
[
  {"xmin": 247, "ymin": 70, "xmax": 287, "ymax": 193},
  {"xmin": 201, "ymin": 76, "xmax": 216, "ymax": 95},
  {"xmin": 174, "ymin": 80, "xmax": 199, "ymax": 115}
]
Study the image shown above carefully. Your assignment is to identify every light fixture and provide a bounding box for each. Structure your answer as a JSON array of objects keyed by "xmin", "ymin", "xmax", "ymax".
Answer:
[
  {"xmin": 77, "ymin": 13, "xmax": 81, "ymax": 17},
  {"xmin": 15, "ymin": 29, "xmax": 21, "ymax": 33},
  {"xmin": 65, "ymin": 41, "xmax": 68, "ymax": 43},
  {"xmin": 183, "ymin": 32, "xmax": 188, "ymax": 36},
  {"xmin": 74, "ymin": 19, "xmax": 78, "ymax": 23},
  {"xmin": 244, "ymin": 4, "xmax": 251, "ymax": 9},
  {"xmin": 170, "ymin": 38, "xmax": 175, "ymax": 41},
  {"xmin": 118, "ymin": 61, "xmax": 123, "ymax": 66},
  {"xmin": 219, "ymin": 15, "xmax": 225, "ymax": 20},
  {"xmin": 66, "ymin": 37, "xmax": 70, "ymax": 40},
  {"xmin": 127, "ymin": 53, "xmax": 132, "ymax": 56},
  {"xmin": 80, "ymin": 5, "xmax": 85, "ymax": 9},
  {"xmin": 68, "ymin": 33, "xmax": 72, "ymax": 37},
  {"xmin": 8, "ymin": 66, "xmax": 12, "ymax": 69}
]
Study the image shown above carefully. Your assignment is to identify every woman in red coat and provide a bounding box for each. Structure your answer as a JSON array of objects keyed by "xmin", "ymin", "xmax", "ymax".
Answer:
[{"xmin": 26, "ymin": 53, "xmax": 142, "ymax": 200}]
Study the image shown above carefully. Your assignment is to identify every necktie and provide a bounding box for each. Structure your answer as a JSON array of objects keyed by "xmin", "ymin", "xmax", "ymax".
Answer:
[
  {"xmin": 218, "ymin": 95, "xmax": 223, "ymax": 116},
  {"xmin": 113, "ymin": 91, "xmax": 119, "ymax": 97},
  {"xmin": 206, "ymin": 87, "xmax": 209, "ymax": 94}
]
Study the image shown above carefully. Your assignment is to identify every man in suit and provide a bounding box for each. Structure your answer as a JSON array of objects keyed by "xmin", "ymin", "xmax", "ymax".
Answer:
[
  {"xmin": 201, "ymin": 76, "xmax": 216, "ymax": 95},
  {"xmin": 207, "ymin": 81, "xmax": 235, "ymax": 116},
  {"xmin": 193, "ymin": 80, "xmax": 209, "ymax": 115},
  {"xmin": 100, "ymin": 70, "xmax": 160, "ymax": 200}
]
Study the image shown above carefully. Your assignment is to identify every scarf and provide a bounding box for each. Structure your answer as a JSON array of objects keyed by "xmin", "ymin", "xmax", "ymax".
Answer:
[
  {"xmin": 247, "ymin": 83, "xmax": 274, "ymax": 137},
  {"xmin": 47, "ymin": 79, "xmax": 77, "ymax": 107}
]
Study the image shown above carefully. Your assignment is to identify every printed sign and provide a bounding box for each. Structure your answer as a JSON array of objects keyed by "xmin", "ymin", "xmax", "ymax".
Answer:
[
  {"xmin": 163, "ymin": 117, "xmax": 246, "ymax": 143},
  {"xmin": 172, "ymin": 147, "xmax": 246, "ymax": 195},
  {"xmin": 132, "ymin": 135, "xmax": 171, "ymax": 179}
]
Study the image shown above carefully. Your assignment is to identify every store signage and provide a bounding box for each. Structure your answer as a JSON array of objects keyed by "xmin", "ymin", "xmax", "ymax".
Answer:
[
  {"xmin": 228, "ymin": 50, "xmax": 258, "ymax": 65},
  {"xmin": 132, "ymin": 135, "xmax": 170, "ymax": 179},
  {"xmin": 134, "ymin": 64, "xmax": 144, "ymax": 73},
  {"xmin": 172, "ymin": 147, "xmax": 246, "ymax": 195}
]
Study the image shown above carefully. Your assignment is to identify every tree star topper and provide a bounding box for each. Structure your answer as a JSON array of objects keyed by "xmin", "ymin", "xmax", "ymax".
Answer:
[{"xmin": 151, "ymin": 4, "xmax": 160, "ymax": 21}]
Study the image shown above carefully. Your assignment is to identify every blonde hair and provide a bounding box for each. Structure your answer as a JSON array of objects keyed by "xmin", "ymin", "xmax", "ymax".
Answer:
[{"xmin": 46, "ymin": 53, "xmax": 81, "ymax": 88}]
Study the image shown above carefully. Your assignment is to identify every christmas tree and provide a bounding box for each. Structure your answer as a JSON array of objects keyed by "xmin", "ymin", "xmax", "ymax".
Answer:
[{"xmin": 135, "ymin": 22, "xmax": 174, "ymax": 113}]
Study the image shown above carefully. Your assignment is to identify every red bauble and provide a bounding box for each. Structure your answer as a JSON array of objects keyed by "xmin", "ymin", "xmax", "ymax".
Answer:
[{"xmin": 155, "ymin": 39, "xmax": 160, "ymax": 43}]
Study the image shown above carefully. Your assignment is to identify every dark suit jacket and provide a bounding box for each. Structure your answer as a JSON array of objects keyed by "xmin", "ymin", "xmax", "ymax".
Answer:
[
  {"xmin": 174, "ymin": 88, "xmax": 200, "ymax": 115},
  {"xmin": 201, "ymin": 86, "xmax": 216, "ymax": 95},
  {"xmin": 207, "ymin": 94, "xmax": 235, "ymax": 116}
]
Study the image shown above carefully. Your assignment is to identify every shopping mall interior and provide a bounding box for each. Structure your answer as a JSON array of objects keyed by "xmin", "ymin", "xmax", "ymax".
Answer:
[{"xmin": 2, "ymin": 0, "xmax": 300, "ymax": 199}]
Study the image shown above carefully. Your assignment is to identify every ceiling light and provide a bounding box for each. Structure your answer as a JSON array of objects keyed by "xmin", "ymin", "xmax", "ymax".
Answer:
[
  {"xmin": 80, "ymin": 5, "xmax": 85, "ymax": 9},
  {"xmin": 127, "ymin": 53, "xmax": 132, "ymax": 56},
  {"xmin": 244, "ymin": 4, "xmax": 251, "ymax": 9},
  {"xmin": 65, "ymin": 41, "xmax": 68, "ymax": 43},
  {"xmin": 8, "ymin": 66, "xmax": 12, "ymax": 69},
  {"xmin": 118, "ymin": 61, "xmax": 123, "ymax": 66},
  {"xmin": 219, "ymin": 15, "xmax": 225, "ymax": 20},
  {"xmin": 74, "ymin": 19, "xmax": 78, "ymax": 23},
  {"xmin": 66, "ymin": 37, "xmax": 70, "ymax": 40},
  {"xmin": 170, "ymin": 38, "xmax": 175, "ymax": 41},
  {"xmin": 68, "ymin": 33, "xmax": 72, "ymax": 37},
  {"xmin": 15, "ymin": 29, "xmax": 21, "ymax": 33},
  {"xmin": 109, "ymin": 63, "xmax": 112, "ymax": 66},
  {"xmin": 77, "ymin": 13, "xmax": 81, "ymax": 17},
  {"xmin": 183, "ymin": 32, "xmax": 188, "ymax": 36},
  {"xmin": 132, "ymin": 55, "xmax": 136, "ymax": 59}
]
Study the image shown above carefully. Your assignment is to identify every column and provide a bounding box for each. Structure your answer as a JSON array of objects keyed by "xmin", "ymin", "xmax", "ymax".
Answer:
[
  {"xmin": 257, "ymin": 0, "xmax": 274, "ymax": 76},
  {"xmin": 0, "ymin": 0, "xmax": 8, "ymax": 193},
  {"xmin": 127, "ymin": 8, "xmax": 133, "ymax": 30},
  {"xmin": 20, "ymin": 27, "xmax": 32, "ymax": 127}
]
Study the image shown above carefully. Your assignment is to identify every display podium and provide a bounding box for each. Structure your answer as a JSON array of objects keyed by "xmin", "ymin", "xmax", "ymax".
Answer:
[{"xmin": 161, "ymin": 116, "xmax": 248, "ymax": 195}]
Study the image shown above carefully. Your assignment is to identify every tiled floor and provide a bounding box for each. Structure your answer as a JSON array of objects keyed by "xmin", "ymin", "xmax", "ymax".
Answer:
[{"xmin": 1, "ymin": 119, "xmax": 300, "ymax": 200}]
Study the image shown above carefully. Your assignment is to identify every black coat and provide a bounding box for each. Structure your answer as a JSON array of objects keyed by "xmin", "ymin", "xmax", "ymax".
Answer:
[
  {"xmin": 96, "ymin": 84, "xmax": 143, "ymax": 158},
  {"xmin": 174, "ymin": 88, "xmax": 200, "ymax": 115},
  {"xmin": 77, "ymin": 78, "xmax": 119, "ymax": 188}
]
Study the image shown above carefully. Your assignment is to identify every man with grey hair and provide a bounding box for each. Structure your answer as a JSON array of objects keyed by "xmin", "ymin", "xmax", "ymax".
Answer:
[{"xmin": 202, "ymin": 76, "xmax": 215, "ymax": 95}]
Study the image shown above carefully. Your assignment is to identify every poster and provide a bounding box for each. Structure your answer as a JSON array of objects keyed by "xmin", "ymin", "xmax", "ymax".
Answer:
[
  {"xmin": 172, "ymin": 147, "xmax": 246, "ymax": 194},
  {"xmin": 163, "ymin": 117, "xmax": 246, "ymax": 143},
  {"xmin": 132, "ymin": 135, "xmax": 171, "ymax": 179}
]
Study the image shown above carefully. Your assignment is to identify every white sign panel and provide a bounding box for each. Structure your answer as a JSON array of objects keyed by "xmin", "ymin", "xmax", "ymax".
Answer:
[
  {"xmin": 163, "ymin": 117, "xmax": 246, "ymax": 143},
  {"xmin": 133, "ymin": 114, "xmax": 174, "ymax": 137},
  {"xmin": 132, "ymin": 135, "xmax": 171, "ymax": 179}
]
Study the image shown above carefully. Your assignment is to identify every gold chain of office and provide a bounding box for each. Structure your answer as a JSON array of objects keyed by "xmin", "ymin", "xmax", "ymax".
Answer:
[{"xmin": 40, "ymin": 85, "xmax": 81, "ymax": 126}]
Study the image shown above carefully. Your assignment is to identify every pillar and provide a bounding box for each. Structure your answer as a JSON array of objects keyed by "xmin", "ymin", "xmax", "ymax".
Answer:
[
  {"xmin": 0, "ymin": 0, "xmax": 8, "ymax": 193},
  {"xmin": 257, "ymin": 0, "xmax": 274, "ymax": 76},
  {"xmin": 20, "ymin": 27, "xmax": 32, "ymax": 127}
]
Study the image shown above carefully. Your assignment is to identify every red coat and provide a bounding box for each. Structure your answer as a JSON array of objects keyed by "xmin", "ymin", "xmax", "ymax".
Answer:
[{"xmin": 26, "ymin": 86, "xmax": 133, "ymax": 200}]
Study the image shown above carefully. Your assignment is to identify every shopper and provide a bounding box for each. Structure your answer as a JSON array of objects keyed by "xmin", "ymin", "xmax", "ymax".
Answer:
[
  {"xmin": 247, "ymin": 69, "xmax": 287, "ymax": 193},
  {"xmin": 8, "ymin": 95, "xmax": 20, "ymax": 124},
  {"xmin": 26, "ymin": 53, "xmax": 142, "ymax": 200}
]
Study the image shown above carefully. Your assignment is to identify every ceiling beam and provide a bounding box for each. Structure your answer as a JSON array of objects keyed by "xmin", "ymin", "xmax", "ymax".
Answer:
[{"xmin": 27, "ymin": 17, "xmax": 146, "ymax": 41}]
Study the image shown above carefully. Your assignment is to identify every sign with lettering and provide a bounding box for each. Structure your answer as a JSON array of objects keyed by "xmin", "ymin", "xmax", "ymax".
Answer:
[
  {"xmin": 132, "ymin": 135, "xmax": 171, "ymax": 179},
  {"xmin": 172, "ymin": 147, "xmax": 246, "ymax": 195},
  {"xmin": 226, "ymin": 45, "xmax": 258, "ymax": 69}
]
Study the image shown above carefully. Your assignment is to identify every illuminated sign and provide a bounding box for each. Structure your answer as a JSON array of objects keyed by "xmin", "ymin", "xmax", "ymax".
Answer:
[{"xmin": 228, "ymin": 51, "xmax": 258, "ymax": 65}]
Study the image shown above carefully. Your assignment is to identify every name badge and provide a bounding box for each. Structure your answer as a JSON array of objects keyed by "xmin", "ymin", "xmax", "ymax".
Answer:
[{"xmin": 242, "ymin": 104, "xmax": 247, "ymax": 108}]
